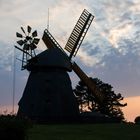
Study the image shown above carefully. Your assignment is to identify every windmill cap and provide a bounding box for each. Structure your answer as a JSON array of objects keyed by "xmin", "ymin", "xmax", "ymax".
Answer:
[{"xmin": 27, "ymin": 47, "xmax": 72, "ymax": 71}]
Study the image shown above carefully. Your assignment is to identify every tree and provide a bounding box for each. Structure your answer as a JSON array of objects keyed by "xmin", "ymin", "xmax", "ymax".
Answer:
[
  {"xmin": 73, "ymin": 78, "xmax": 127, "ymax": 121},
  {"xmin": 134, "ymin": 116, "xmax": 140, "ymax": 124}
]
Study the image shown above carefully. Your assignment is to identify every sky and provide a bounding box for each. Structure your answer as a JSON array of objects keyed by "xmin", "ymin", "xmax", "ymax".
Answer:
[{"xmin": 0, "ymin": 0, "xmax": 140, "ymax": 122}]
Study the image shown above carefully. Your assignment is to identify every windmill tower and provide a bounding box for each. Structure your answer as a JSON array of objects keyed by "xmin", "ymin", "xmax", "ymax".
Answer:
[{"xmin": 16, "ymin": 9, "xmax": 104, "ymax": 122}]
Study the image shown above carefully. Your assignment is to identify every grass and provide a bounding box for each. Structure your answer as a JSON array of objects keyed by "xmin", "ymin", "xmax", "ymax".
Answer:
[{"xmin": 28, "ymin": 123, "xmax": 140, "ymax": 140}]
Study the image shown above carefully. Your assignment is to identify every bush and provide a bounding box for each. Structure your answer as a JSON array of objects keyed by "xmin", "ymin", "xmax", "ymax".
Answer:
[
  {"xmin": 0, "ymin": 115, "xmax": 33, "ymax": 140},
  {"xmin": 134, "ymin": 116, "xmax": 140, "ymax": 124}
]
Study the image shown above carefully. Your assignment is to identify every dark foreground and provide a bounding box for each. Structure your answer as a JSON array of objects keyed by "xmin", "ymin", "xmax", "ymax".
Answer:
[
  {"xmin": 0, "ymin": 115, "xmax": 140, "ymax": 140},
  {"xmin": 28, "ymin": 123, "xmax": 140, "ymax": 140}
]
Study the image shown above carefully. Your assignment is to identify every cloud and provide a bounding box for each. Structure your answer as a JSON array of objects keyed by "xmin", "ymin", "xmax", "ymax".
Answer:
[
  {"xmin": 108, "ymin": 23, "xmax": 133, "ymax": 48},
  {"xmin": 77, "ymin": 48, "xmax": 100, "ymax": 67},
  {"xmin": 46, "ymin": 0, "xmax": 88, "ymax": 47},
  {"xmin": 88, "ymin": 41, "xmax": 140, "ymax": 97},
  {"xmin": 73, "ymin": 0, "xmax": 140, "ymax": 68}
]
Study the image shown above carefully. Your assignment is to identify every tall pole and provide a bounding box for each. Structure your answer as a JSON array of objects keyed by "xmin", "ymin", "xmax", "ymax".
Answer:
[
  {"xmin": 47, "ymin": 8, "xmax": 49, "ymax": 31},
  {"xmin": 12, "ymin": 47, "xmax": 16, "ymax": 114}
]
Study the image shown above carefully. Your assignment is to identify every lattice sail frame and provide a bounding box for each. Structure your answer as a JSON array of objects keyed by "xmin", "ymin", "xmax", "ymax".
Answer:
[{"xmin": 64, "ymin": 9, "xmax": 94, "ymax": 59}]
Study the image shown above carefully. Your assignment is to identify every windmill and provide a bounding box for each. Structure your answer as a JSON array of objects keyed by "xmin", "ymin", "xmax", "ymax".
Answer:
[
  {"xmin": 16, "ymin": 9, "xmax": 104, "ymax": 122},
  {"xmin": 15, "ymin": 25, "xmax": 40, "ymax": 70}
]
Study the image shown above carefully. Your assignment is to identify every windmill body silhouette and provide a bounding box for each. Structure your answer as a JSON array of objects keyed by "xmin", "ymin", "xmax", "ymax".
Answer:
[
  {"xmin": 17, "ymin": 48, "xmax": 79, "ymax": 121},
  {"xmin": 16, "ymin": 9, "xmax": 104, "ymax": 122}
]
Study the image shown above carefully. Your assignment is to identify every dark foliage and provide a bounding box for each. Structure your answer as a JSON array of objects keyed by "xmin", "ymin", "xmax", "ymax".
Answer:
[
  {"xmin": 134, "ymin": 116, "xmax": 140, "ymax": 124},
  {"xmin": 0, "ymin": 115, "xmax": 33, "ymax": 140},
  {"xmin": 73, "ymin": 78, "xmax": 127, "ymax": 122}
]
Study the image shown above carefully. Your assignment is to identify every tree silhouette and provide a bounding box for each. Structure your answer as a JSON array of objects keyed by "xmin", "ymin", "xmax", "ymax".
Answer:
[
  {"xmin": 73, "ymin": 78, "xmax": 127, "ymax": 121},
  {"xmin": 134, "ymin": 116, "xmax": 140, "ymax": 124}
]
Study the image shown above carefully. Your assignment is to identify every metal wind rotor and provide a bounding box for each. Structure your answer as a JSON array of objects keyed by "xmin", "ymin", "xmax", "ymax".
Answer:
[{"xmin": 16, "ymin": 25, "xmax": 40, "ymax": 70}]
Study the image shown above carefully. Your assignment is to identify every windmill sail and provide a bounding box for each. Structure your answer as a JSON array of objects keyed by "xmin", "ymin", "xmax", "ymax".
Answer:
[
  {"xmin": 42, "ymin": 29, "xmax": 66, "ymax": 54},
  {"xmin": 42, "ymin": 29, "xmax": 104, "ymax": 104},
  {"xmin": 72, "ymin": 62, "xmax": 104, "ymax": 103},
  {"xmin": 65, "ymin": 9, "xmax": 94, "ymax": 59}
]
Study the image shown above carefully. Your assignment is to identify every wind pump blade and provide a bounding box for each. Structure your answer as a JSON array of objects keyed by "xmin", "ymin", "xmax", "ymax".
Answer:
[
  {"xmin": 21, "ymin": 27, "xmax": 26, "ymax": 34},
  {"xmin": 72, "ymin": 62, "xmax": 104, "ymax": 103},
  {"xmin": 16, "ymin": 32, "xmax": 23, "ymax": 38},
  {"xmin": 33, "ymin": 38, "xmax": 40, "ymax": 45},
  {"xmin": 32, "ymin": 30, "xmax": 37, "ymax": 37},
  {"xmin": 27, "ymin": 25, "xmax": 32, "ymax": 33},
  {"xmin": 65, "ymin": 9, "xmax": 94, "ymax": 59},
  {"xmin": 17, "ymin": 40, "xmax": 25, "ymax": 46}
]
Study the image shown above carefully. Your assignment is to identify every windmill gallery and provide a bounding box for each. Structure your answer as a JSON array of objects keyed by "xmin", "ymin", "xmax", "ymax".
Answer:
[{"xmin": 15, "ymin": 9, "xmax": 111, "ymax": 122}]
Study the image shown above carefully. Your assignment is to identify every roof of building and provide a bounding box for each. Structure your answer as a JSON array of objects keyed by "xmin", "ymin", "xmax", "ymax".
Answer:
[{"xmin": 28, "ymin": 47, "xmax": 72, "ymax": 71}]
